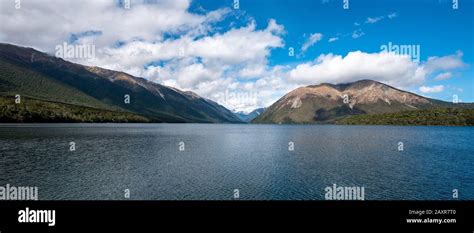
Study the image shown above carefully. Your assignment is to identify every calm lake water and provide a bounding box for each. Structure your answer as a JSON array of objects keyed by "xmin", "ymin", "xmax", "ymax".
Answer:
[{"xmin": 0, "ymin": 124, "xmax": 472, "ymax": 200}]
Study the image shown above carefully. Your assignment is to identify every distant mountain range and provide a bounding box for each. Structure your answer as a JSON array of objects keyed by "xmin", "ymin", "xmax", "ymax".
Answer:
[
  {"xmin": 0, "ymin": 43, "xmax": 242, "ymax": 123},
  {"xmin": 253, "ymin": 79, "xmax": 474, "ymax": 124},
  {"xmin": 234, "ymin": 108, "xmax": 266, "ymax": 122},
  {"xmin": 1, "ymin": 43, "xmax": 472, "ymax": 125}
]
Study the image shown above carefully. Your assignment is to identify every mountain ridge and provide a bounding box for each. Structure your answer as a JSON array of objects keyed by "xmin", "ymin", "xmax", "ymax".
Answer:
[
  {"xmin": 234, "ymin": 107, "xmax": 266, "ymax": 122},
  {"xmin": 1, "ymin": 43, "xmax": 472, "ymax": 125},
  {"xmin": 0, "ymin": 43, "xmax": 242, "ymax": 123},
  {"xmin": 253, "ymin": 79, "xmax": 473, "ymax": 124}
]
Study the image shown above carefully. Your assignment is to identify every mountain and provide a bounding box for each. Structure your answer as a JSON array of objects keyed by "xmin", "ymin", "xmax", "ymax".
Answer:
[
  {"xmin": 253, "ymin": 79, "xmax": 473, "ymax": 124},
  {"xmin": 234, "ymin": 108, "xmax": 266, "ymax": 122},
  {"xmin": 0, "ymin": 43, "xmax": 242, "ymax": 123}
]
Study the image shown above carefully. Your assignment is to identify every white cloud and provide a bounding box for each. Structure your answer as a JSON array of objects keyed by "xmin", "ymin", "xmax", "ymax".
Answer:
[
  {"xmin": 0, "ymin": 0, "xmax": 467, "ymax": 112},
  {"xmin": 352, "ymin": 29, "xmax": 365, "ymax": 39},
  {"xmin": 89, "ymin": 19, "xmax": 284, "ymax": 73},
  {"xmin": 176, "ymin": 63, "xmax": 221, "ymax": 87},
  {"xmin": 189, "ymin": 21, "xmax": 284, "ymax": 64},
  {"xmin": 118, "ymin": 20, "xmax": 286, "ymax": 112},
  {"xmin": 0, "ymin": 0, "xmax": 289, "ymax": 112},
  {"xmin": 202, "ymin": 65, "xmax": 296, "ymax": 112},
  {"xmin": 0, "ymin": 0, "xmax": 229, "ymax": 52},
  {"xmin": 388, "ymin": 12, "xmax": 398, "ymax": 19},
  {"xmin": 366, "ymin": 16, "xmax": 384, "ymax": 24},
  {"xmin": 301, "ymin": 33, "xmax": 323, "ymax": 53},
  {"xmin": 419, "ymin": 85, "xmax": 444, "ymax": 93},
  {"xmin": 287, "ymin": 50, "xmax": 465, "ymax": 90},
  {"xmin": 434, "ymin": 72, "xmax": 453, "ymax": 80},
  {"xmin": 288, "ymin": 51, "xmax": 426, "ymax": 88},
  {"xmin": 239, "ymin": 65, "xmax": 266, "ymax": 78},
  {"xmin": 424, "ymin": 51, "xmax": 466, "ymax": 73},
  {"xmin": 266, "ymin": 18, "xmax": 285, "ymax": 34}
]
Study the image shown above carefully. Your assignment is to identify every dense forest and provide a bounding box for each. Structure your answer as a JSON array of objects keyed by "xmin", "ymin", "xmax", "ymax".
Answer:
[
  {"xmin": 0, "ymin": 95, "xmax": 150, "ymax": 123},
  {"xmin": 337, "ymin": 108, "xmax": 474, "ymax": 126}
]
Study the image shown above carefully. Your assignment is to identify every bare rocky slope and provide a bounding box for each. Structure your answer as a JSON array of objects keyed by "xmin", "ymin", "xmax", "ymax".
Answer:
[{"xmin": 253, "ymin": 79, "xmax": 470, "ymax": 124}]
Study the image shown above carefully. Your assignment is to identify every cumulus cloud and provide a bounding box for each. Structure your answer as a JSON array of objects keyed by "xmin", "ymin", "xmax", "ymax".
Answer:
[
  {"xmin": 204, "ymin": 65, "xmax": 296, "ymax": 112},
  {"xmin": 289, "ymin": 51, "xmax": 424, "ymax": 87},
  {"xmin": 0, "ymin": 0, "xmax": 467, "ymax": 112},
  {"xmin": 97, "ymin": 19, "xmax": 283, "ymax": 71},
  {"xmin": 288, "ymin": 50, "xmax": 464, "ymax": 89},
  {"xmin": 419, "ymin": 85, "xmax": 445, "ymax": 93},
  {"xmin": 0, "ymin": 0, "xmax": 291, "ymax": 112},
  {"xmin": 144, "ymin": 20, "xmax": 282, "ymax": 82},
  {"xmin": 105, "ymin": 19, "xmax": 285, "ymax": 112},
  {"xmin": 0, "ymin": 0, "xmax": 229, "ymax": 51}
]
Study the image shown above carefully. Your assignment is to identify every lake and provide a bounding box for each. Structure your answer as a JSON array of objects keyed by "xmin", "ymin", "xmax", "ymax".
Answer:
[{"xmin": 0, "ymin": 123, "xmax": 472, "ymax": 200}]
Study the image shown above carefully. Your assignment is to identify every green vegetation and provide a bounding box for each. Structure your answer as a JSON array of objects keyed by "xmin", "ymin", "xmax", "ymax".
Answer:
[
  {"xmin": 0, "ymin": 43, "xmax": 242, "ymax": 123},
  {"xmin": 1, "ymin": 44, "xmax": 473, "ymax": 125},
  {"xmin": 337, "ymin": 108, "xmax": 474, "ymax": 126},
  {"xmin": 0, "ymin": 95, "xmax": 150, "ymax": 123},
  {"xmin": 0, "ymin": 58, "xmax": 117, "ymax": 110}
]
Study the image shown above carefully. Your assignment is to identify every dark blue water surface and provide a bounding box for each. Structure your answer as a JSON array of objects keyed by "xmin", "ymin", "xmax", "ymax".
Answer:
[{"xmin": 0, "ymin": 124, "xmax": 472, "ymax": 200}]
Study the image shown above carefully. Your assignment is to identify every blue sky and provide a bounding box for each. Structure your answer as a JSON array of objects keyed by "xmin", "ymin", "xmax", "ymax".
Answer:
[
  {"xmin": 191, "ymin": 0, "xmax": 472, "ymax": 62},
  {"xmin": 1, "ymin": 0, "xmax": 472, "ymax": 111},
  {"xmin": 189, "ymin": 0, "xmax": 473, "ymax": 103}
]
